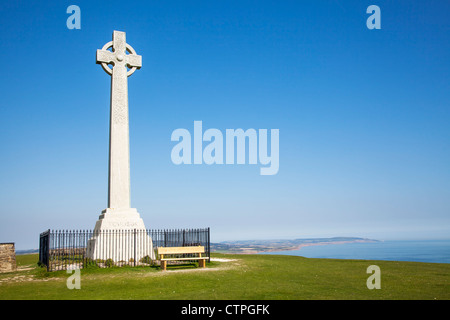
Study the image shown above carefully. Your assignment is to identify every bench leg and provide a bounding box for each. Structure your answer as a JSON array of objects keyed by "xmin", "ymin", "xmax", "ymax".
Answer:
[
  {"xmin": 199, "ymin": 259, "xmax": 206, "ymax": 268},
  {"xmin": 161, "ymin": 260, "xmax": 167, "ymax": 271}
]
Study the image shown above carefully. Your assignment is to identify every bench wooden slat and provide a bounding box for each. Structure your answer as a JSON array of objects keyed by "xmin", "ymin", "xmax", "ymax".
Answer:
[
  {"xmin": 158, "ymin": 246, "xmax": 205, "ymax": 254},
  {"xmin": 161, "ymin": 257, "xmax": 207, "ymax": 261}
]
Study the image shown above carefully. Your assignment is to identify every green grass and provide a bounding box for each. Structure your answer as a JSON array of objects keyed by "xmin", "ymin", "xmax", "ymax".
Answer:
[
  {"xmin": 0, "ymin": 253, "xmax": 449, "ymax": 300},
  {"xmin": 15, "ymin": 254, "xmax": 39, "ymax": 267}
]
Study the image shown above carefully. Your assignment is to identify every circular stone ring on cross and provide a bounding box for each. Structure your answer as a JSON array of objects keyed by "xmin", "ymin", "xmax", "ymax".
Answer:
[{"xmin": 99, "ymin": 41, "xmax": 140, "ymax": 77}]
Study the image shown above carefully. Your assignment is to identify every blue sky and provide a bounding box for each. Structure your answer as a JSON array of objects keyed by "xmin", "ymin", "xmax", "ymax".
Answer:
[{"xmin": 0, "ymin": 1, "xmax": 449, "ymax": 249}]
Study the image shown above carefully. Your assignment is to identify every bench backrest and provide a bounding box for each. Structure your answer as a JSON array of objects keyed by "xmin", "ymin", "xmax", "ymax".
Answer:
[{"xmin": 158, "ymin": 246, "xmax": 205, "ymax": 255}]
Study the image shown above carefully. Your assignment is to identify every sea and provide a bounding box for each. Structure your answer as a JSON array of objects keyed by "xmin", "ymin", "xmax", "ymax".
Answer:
[{"xmin": 262, "ymin": 240, "xmax": 450, "ymax": 264}]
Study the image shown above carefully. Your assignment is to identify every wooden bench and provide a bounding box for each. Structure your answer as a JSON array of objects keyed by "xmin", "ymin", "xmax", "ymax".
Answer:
[{"xmin": 157, "ymin": 246, "xmax": 207, "ymax": 271}]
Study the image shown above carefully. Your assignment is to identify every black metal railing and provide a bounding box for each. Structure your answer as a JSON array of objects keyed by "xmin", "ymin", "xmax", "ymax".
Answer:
[
  {"xmin": 39, "ymin": 228, "xmax": 210, "ymax": 271},
  {"xmin": 39, "ymin": 230, "xmax": 50, "ymax": 268}
]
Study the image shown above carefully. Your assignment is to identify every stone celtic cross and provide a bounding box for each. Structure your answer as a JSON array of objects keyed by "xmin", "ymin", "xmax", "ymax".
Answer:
[
  {"xmin": 96, "ymin": 31, "xmax": 142, "ymax": 210},
  {"xmin": 88, "ymin": 31, "xmax": 154, "ymax": 262}
]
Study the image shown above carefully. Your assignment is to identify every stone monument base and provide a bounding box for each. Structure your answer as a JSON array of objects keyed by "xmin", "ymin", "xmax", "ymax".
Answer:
[{"xmin": 86, "ymin": 208, "xmax": 155, "ymax": 262}]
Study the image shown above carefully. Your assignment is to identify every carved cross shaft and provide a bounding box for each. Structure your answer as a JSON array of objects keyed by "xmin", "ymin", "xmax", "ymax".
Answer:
[{"xmin": 96, "ymin": 31, "xmax": 142, "ymax": 209}]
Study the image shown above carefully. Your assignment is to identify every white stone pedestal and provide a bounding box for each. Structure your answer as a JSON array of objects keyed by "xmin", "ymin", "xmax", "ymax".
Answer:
[{"xmin": 86, "ymin": 208, "xmax": 155, "ymax": 262}]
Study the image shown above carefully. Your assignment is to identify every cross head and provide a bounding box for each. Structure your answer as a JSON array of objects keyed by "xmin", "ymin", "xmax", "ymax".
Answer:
[{"xmin": 96, "ymin": 31, "xmax": 142, "ymax": 77}]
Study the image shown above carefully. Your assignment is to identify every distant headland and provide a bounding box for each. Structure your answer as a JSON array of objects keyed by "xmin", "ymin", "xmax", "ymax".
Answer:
[{"xmin": 211, "ymin": 237, "xmax": 380, "ymax": 254}]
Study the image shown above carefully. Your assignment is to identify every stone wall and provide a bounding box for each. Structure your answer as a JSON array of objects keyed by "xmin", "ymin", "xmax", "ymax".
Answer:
[{"xmin": 0, "ymin": 243, "xmax": 17, "ymax": 273}]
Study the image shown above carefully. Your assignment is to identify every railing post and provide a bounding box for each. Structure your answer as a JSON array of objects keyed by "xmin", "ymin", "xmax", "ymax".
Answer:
[
  {"xmin": 208, "ymin": 227, "xmax": 210, "ymax": 263},
  {"xmin": 134, "ymin": 229, "xmax": 136, "ymax": 267},
  {"xmin": 46, "ymin": 229, "xmax": 50, "ymax": 271}
]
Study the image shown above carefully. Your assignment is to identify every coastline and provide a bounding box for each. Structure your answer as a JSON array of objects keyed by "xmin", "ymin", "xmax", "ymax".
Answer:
[
  {"xmin": 258, "ymin": 239, "xmax": 450, "ymax": 264},
  {"xmin": 212, "ymin": 238, "xmax": 379, "ymax": 255},
  {"xmin": 256, "ymin": 239, "xmax": 379, "ymax": 254}
]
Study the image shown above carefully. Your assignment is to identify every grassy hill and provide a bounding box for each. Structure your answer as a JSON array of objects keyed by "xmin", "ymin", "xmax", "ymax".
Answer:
[{"xmin": 0, "ymin": 253, "xmax": 449, "ymax": 300}]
